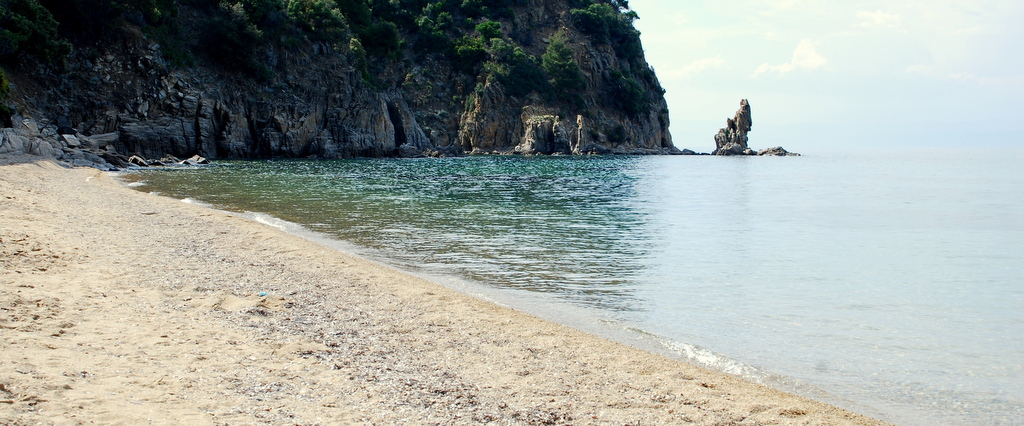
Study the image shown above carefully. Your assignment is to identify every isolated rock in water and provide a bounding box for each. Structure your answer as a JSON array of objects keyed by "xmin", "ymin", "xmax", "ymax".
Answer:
[
  {"xmin": 713, "ymin": 100, "xmax": 752, "ymax": 156},
  {"xmin": 758, "ymin": 146, "xmax": 800, "ymax": 156}
]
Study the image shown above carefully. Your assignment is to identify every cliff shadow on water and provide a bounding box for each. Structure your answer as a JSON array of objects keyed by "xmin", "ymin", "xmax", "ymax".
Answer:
[{"xmin": 0, "ymin": 0, "xmax": 681, "ymax": 168}]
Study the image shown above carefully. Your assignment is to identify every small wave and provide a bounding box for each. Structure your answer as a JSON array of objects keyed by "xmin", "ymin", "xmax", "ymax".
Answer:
[
  {"xmin": 126, "ymin": 181, "xmax": 146, "ymax": 188},
  {"xmin": 249, "ymin": 212, "xmax": 289, "ymax": 230},
  {"xmin": 615, "ymin": 326, "xmax": 777, "ymax": 386},
  {"xmin": 658, "ymin": 337, "xmax": 769, "ymax": 382},
  {"xmin": 179, "ymin": 197, "xmax": 213, "ymax": 208}
]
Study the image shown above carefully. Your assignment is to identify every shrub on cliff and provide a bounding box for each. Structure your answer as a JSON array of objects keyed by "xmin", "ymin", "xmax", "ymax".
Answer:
[
  {"xmin": 570, "ymin": 3, "xmax": 617, "ymax": 42},
  {"xmin": 237, "ymin": 0, "xmax": 288, "ymax": 29},
  {"xmin": 484, "ymin": 38, "xmax": 545, "ymax": 97},
  {"xmin": 0, "ymin": 67, "xmax": 9, "ymax": 97},
  {"xmin": 202, "ymin": 2, "xmax": 270, "ymax": 78},
  {"xmin": 0, "ymin": 67, "xmax": 10, "ymax": 119},
  {"xmin": 475, "ymin": 20, "xmax": 500, "ymax": 42},
  {"xmin": 286, "ymin": 0, "xmax": 348, "ymax": 42},
  {"xmin": 348, "ymin": 36, "xmax": 370, "ymax": 80},
  {"xmin": 453, "ymin": 35, "xmax": 487, "ymax": 72},
  {"xmin": 413, "ymin": 12, "xmax": 453, "ymax": 53},
  {"xmin": 334, "ymin": 0, "xmax": 370, "ymax": 28},
  {"xmin": 460, "ymin": 0, "xmax": 519, "ymax": 19},
  {"xmin": 357, "ymin": 20, "xmax": 400, "ymax": 58},
  {"xmin": 0, "ymin": 66, "xmax": 10, "ymax": 102},
  {"xmin": 570, "ymin": 1, "xmax": 642, "ymax": 63}
]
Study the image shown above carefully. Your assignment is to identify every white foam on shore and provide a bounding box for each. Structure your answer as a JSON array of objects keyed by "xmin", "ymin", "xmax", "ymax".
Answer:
[
  {"xmin": 656, "ymin": 335, "xmax": 769, "ymax": 381},
  {"xmin": 250, "ymin": 212, "xmax": 289, "ymax": 230},
  {"xmin": 180, "ymin": 197, "xmax": 213, "ymax": 208}
]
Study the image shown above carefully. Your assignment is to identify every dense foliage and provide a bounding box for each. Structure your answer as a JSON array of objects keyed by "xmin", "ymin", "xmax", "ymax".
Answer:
[
  {"xmin": 0, "ymin": 0, "xmax": 661, "ymax": 116},
  {"xmin": 484, "ymin": 38, "xmax": 545, "ymax": 97},
  {"xmin": 0, "ymin": 0, "xmax": 71, "ymax": 65}
]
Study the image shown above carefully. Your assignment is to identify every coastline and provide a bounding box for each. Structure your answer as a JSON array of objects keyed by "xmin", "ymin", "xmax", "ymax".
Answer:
[{"xmin": 0, "ymin": 158, "xmax": 888, "ymax": 424}]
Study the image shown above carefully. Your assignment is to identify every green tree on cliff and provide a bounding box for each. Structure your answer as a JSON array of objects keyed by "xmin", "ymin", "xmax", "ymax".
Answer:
[{"xmin": 541, "ymin": 30, "xmax": 584, "ymax": 100}]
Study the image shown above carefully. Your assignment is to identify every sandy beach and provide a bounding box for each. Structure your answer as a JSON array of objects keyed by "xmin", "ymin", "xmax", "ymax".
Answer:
[{"xmin": 0, "ymin": 157, "xmax": 888, "ymax": 425}]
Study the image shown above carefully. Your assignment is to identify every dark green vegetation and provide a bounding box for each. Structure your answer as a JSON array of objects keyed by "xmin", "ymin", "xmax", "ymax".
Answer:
[
  {"xmin": 0, "ymin": 0, "xmax": 71, "ymax": 65},
  {"xmin": 0, "ymin": 0, "xmax": 663, "ymax": 118},
  {"xmin": 0, "ymin": 66, "xmax": 9, "ymax": 117}
]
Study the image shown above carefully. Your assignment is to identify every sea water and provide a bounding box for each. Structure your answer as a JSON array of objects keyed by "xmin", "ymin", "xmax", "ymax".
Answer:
[{"xmin": 122, "ymin": 149, "xmax": 1024, "ymax": 425}]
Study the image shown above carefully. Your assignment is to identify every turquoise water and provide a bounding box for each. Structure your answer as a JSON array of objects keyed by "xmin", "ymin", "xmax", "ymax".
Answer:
[{"xmin": 123, "ymin": 150, "xmax": 1024, "ymax": 425}]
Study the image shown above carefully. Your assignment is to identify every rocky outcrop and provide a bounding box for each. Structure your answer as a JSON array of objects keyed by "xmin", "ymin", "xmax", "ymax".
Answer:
[
  {"xmin": 713, "ymin": 99, "xmax": 752, "ymax": 156},
  {"xmin": 712, "ymin": 100, "xmax": 798, "ymax": 156},
  {"xmin": 757, "ymin": 146, "xmax": 799, "ymax": 157},
  {"xmin": 0, "ymin": 111, "xmax": 220, "ymax": 170}
]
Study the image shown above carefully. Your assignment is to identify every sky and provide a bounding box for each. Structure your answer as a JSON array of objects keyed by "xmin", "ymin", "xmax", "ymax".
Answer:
[{"xmin": 629, "ymin": 0, "xmax": 1024, "ymax": 152}]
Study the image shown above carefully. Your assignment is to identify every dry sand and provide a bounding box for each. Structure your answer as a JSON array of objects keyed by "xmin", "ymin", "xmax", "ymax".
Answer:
[{"xmin": 0, "ymin": 158, "xmax": 889, "ymax": 425}]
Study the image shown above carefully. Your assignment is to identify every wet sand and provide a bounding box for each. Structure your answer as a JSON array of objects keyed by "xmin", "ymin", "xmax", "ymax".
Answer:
[{"xmin": 0, "ymin": 158, "xmax": 888, "ymax": 424}]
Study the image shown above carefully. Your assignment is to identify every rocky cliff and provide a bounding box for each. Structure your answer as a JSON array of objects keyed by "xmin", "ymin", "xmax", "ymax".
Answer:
[{"xmin": 0, "ymin": 0, "xmax": 679, "ymax": 166}]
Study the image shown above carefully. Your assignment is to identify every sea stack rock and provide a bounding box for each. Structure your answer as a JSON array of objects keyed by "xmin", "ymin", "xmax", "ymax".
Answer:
[
  {"xmin": 713, "ymin": 99, "xmax": 753, "ymax": 156},
  {"xmin": 712, "ymin": 100, "xmax": 800, "ymax": 156}
]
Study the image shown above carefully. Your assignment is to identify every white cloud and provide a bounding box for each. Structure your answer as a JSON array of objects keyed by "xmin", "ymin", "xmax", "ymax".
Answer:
[
  {"xmin": 907, "ymin": 64, "xmax": 1024, "ymax": 87},
  {"xmin": 668, "ymin": 56, "xmax": 726, "ymax": 79},
  {"xmin": 754, "ymin": 39, "xmax": 827, "ymax": 75},
  {"xmin": 857, "ymin": 10, "xmax": 901, "ymax": 28}
]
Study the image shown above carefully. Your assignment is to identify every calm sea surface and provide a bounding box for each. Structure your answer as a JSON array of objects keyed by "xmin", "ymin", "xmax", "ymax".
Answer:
[{"xmin": 122, "ymin": 149, "xmax": 1024, "ymax": 425}]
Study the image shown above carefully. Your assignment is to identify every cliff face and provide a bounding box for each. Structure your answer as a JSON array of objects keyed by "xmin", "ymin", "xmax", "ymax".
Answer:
[
  {"xmin": 4, "ymin": 36, "xmax": 445, "ymax": 161},
  {"xmin": 0, "ymin": 0, "xmax": 678, "ymax": 163}
]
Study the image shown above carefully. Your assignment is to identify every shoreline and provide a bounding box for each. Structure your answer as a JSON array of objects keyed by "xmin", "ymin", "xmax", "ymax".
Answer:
[
  {"xmin": 201, "ymin": 203, "xmax": 849, "ymax": 410},
  {"xmin": 1, "ymin": 157, "xmax": 888, "ymax": 424}
]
